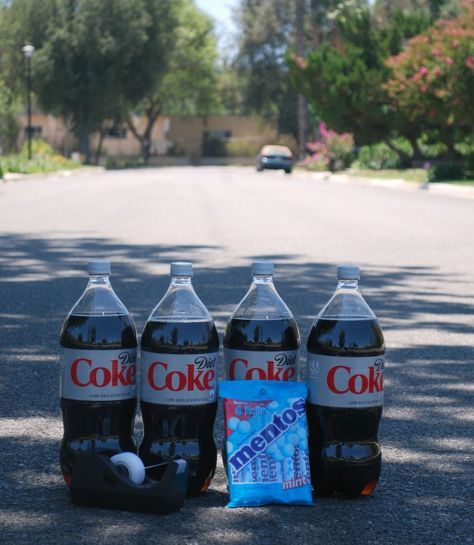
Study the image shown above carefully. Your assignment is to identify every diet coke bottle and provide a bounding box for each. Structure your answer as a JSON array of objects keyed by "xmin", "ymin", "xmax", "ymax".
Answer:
[
  {"xmin": 306, "ymin": 265, "xmax": 385, "ymax": 497},
  {"xmin": 224, "ymin": 261, "xmax": 300, "ymax": 381},
  {"xmin": 59, "ymin": 260, "xmax": 137, "ymax": 485},
  {"xmin": 139, "ymin": 262, "xmax": 219, "ymax": 496}
]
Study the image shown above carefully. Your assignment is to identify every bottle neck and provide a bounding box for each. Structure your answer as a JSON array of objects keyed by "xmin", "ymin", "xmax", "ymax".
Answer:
[
  {"xmin": 148, "ymin": 274, "xmax": 209, "ymax": 321},
  {"xmin": 87, "ymin": 274, "xmax": 112, "ymax": 288},
  {"xmin": 170, "ymin": 275, "xmax": 192, "ymax": 287},
  {"xmin": 337, "ymin": 279, "xmax": 359, "ymax": 290},
  {"xmin": 253, "ymin": 274, "xmax": 274, "ymax": 285}
]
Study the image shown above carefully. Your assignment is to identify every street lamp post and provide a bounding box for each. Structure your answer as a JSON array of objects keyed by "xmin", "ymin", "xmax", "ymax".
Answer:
[{"xmin": 22, "ymin": 43, "xmax": 35, "ymax": 161}]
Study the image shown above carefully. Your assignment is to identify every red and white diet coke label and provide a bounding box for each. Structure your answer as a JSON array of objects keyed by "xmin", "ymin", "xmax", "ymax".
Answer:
[
  {"xmin": 141, "ymin": 351, "xmax": 218, "ymax": 405},
  {"xmin": 307, "ymin": 354, "xmax": 384, "ymax": 407},
  {"xmin": 60, "ymin": 348, "xmax": 137, "ymax": 401},
  {"xmin": 225, "ymin": 349, "xmax": 298, "ymax": 381}
]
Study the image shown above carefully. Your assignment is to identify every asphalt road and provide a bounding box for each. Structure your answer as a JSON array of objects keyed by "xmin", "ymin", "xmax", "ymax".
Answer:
[{"xmin": 0, "ymin": 166, "xmax": 473, "ymax": 545}]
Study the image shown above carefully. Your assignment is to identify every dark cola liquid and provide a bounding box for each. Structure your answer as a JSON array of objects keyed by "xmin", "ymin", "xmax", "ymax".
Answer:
[
  {"xmin": 140, "ymin": 320, "xmax": 219, "ymax": 496},
  {"xmin": 59, "ymin": 314, "xmax": 137, "ymax": 484},
  {"xmin": 224, "ymin": 318, "xmax": 300, "ymax": 352},
  {"xmin": 222, "ymin": 318, "xmax": 300, "ymax": 467},
  {"xmin": 307, "ymin": 318, "xmax": 384, "ymax": 497}
]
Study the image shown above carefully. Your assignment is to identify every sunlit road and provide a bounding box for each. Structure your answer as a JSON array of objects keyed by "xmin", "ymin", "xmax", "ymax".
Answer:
[{"xmin": 0, "ymin": 166, "xmax": 473, "ymax": 545}]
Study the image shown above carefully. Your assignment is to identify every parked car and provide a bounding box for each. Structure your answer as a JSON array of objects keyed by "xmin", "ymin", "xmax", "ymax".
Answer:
[{"xmin": 256, "ymin": 145, "xmax": 293, "ymax": 174}]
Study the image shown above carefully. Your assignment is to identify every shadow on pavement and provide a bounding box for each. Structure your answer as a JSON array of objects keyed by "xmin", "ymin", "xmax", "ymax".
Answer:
[{"xmin": 0, "ymin": 233, "xmax": 472, "ymax": 544}]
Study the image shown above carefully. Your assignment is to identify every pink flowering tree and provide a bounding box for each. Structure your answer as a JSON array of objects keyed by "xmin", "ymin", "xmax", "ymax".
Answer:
[{"xmin": 385, "ymin": 2, "xmax": 474, "ymax": 158}]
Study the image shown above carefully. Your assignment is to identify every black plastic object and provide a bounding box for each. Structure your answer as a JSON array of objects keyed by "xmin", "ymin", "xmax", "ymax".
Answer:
[{"xmin": 69, "ymin": 453, "xmax": 188, "ymax": 513}]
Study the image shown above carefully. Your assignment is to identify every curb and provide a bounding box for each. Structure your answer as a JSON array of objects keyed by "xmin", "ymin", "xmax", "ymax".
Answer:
[
  {"xmin": 294, "ymin": 170, "xmax": 474, "ymax": 200},
  {"xmin": 1, "ymin": 166, "xmax": 104, "ymax": 182}
]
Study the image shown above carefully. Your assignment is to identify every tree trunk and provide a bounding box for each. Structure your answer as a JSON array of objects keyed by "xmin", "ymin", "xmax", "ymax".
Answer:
[
  {"xmin": 407, "ymin": 135, "xmax": 424, "ymax": 161},
  {"xmin": 127, "ymin": 106, "xmax": 160, "ymax": 164},
  {"xmin": 78, "ymin": 122, "xmax": 91, "ymax": 164},
  {"xmin": 94, "ymin": 129, "xmax": 105, "ymax": 165},
  {"xmin": 384, "ymin": 138, "xmax": 412, "ymax": 168},
  {"xmin": 296, "ymin": 0, "xmax": 307, "ymax": 159},
  {"xmin": 443, "ymin": 132, "xmax": 462, "ymax": 161},
  {"xmin": 142, "ymin": 125, "xmax": 153, "ymax": 165}
]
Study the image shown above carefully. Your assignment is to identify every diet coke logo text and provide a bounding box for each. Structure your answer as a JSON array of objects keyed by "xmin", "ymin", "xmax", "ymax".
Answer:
[
  {"xmin": 227, "ymin": 351, "xmax": 297, "ymax": 381},
  {"xmin": 147, "ymin": 355, "xmax": 216, "ymax": 392},
  {"xmin": 71, "ymin": 351, "xmax": 137, "ymax": 388},
  {"xmin": 61, "ymin": 348, "xmax": 137, "ymax": 401},
  {"xmin": 141, "ymin": 352, "xmax": 218, "ymax": 405},
  {"xmin": 307, "ymin": 355, "xmax": 384, "ymax": 407},
  {"xmin": 327, "ymin": 364, "xmax": 383, "ymax": 395}
]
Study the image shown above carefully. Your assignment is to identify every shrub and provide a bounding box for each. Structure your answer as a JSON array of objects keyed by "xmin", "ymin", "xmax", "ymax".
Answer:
[
  {"xmin": 226, "ymin": 138, "xmax": 261, "ymax": 157},
  {"xmin": 303, "ymin": 123, "xmax": 354, "ymax": 172},
  {"xmin": 427, "ymin": 162, "xmax": 465, "ymax": 182},
  {"xmin": 355, "ymin": 137, "xmax": 414, "ymax": 169},
  {"xmin": 464, "ymin": 154, "xmax": 474, "ymax": 177},
  {"xmin": 302, "ymin": 155, "xmax": 330, "ymax": 171},
  {"xmin": 0, "ymin": 138, "xmax": 78, "ymax": 174},
  {"xmin": 356, "ymin": 143, "xmax": 402, "ymax": 169},
  {"xmin": 105, "ymin": 157, "xmax": 146, "ymax": 169},
  {"xmin": 0, "ymin": 163, "xmax": 3, "ymax": 179}
]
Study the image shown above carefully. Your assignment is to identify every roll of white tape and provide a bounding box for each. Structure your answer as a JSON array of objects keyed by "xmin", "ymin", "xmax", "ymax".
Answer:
[{"xmin": 110, "ymin": 452, "xmax": 146, "ymax": 485}]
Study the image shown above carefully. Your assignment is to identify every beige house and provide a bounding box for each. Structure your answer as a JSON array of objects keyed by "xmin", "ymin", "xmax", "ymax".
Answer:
[{"xmin": 19, "ymin": 113, "xmax": 276, "ymax": 160}]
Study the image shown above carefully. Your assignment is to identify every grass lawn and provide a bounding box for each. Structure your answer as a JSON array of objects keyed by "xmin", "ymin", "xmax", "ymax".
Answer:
[
  {"xmin": 440, "ymin": 179, "xmax": 474, "ymax": 186},
  {"xmin": 348, "ymin": 168, "xmax": 427, "ymax": 183},
  {"xmin": 348, "ymin": 168, "xmax": 474, "ymax": 186}
]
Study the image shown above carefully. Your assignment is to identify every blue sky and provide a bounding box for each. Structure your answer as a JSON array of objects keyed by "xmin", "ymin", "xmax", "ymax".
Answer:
[{"xmin": 195, "ymin": 0, "xmax": 238, "ymax": 40}]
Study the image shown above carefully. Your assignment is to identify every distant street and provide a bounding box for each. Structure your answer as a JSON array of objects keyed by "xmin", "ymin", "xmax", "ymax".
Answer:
[{"xmin": 0, "ymin": 166, "xmax": 473, "ymax": 545}]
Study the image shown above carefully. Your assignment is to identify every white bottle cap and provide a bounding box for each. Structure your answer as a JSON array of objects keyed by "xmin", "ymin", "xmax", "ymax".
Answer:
[
  {"xmin": 337, "ymin": 265, "xmax": 360, "ymax": 280},
  {"xmin": 252, "ymin": 260, "xmax": 274, "ymax": 275},
  {"xmin": 88, "ymin": 260, "xmax": 111, "ymax": 275},
  {"xmin": 170, "ymin": 262, "xmax": 193, "ymax": 277}
]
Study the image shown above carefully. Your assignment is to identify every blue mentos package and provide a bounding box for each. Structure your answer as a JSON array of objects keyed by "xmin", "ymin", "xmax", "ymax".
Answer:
[{"xmin": 220, "ymin": 380, "xmax": 313, "ymax": 507}]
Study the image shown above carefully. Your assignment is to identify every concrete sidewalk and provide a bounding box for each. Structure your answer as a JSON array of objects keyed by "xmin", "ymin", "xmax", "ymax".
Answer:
[{"xmin": 295, "ymin": 169, "xmax": 474, "ymax": 199}]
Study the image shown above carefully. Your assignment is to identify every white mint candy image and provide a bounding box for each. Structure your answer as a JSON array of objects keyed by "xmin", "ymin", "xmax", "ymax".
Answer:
[
  {"xmin": 272, "ymin": 450, "xmax": 285, "ymax": 462},
  {"xmin": 298, "ymin": 438, "xmax": 308, "ymax": 450},
  {"xmin": 282, "ymin": 444, "xmax": 295, "ymax": 457},
  {"xmin": 237, "ymin": 420, "xmax": 252, "ymax": 434},
  {"xmin": 228, "ymin": 417, "xmax": 240, "ymax": 430},
  {"xmin": 297, "ymin": 426, "xmax": 307, "ymax": 439},
  {"xmin": 287, "ymin": 433, "xmax": 299, "ymax": 445}
]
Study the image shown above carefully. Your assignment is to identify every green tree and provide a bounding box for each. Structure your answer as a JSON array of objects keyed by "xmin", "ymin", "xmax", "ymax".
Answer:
[
  {"xmin": 215, "ymin": 56, "xmax": 246, "ymax": 115},
  {"xmin": 0, "ymin": 0, "xmax": 57, "ymax": 88},
  {"xmin": 234, "ymin": 0, "xmax": 298, "ymax": 136},
  {"xmin": 0, "ymin": 80, "xmax": 20, "ymax": 153},
  {"xmin": 289, "ymin": 3, "xmax": 432, "ymax": 163},
  {"xmin": 0, "ymin": 0, "xmax": 176, "ymax": 163},
  {"xmin": 126, "ymin": 0, "xmax": 220, "ymax": 163}
]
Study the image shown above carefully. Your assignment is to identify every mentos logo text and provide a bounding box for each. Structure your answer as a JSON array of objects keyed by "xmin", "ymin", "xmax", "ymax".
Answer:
[
  {"xmin": 228, "ymin": 398, "xmax": 305, "ymax": 472},
  {"xmin": 141, "ymin": 352, "xmax": 218, "ymax": 405},
  {"xmin": 225, "ymin": 349, "xmax": 298, "ymax": 381},
  {"xmin": 61, "ymin": 348, "xmax": 137, "ymax": 401},
  {"xmin": 308, "ymin": 354, "xmax": 384, "ymax": 408}
]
